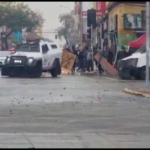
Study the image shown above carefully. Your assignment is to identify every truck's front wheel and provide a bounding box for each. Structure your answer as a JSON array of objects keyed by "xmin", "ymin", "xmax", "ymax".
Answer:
[
  {"xmin": 32, "ymin": 62, "xmax": 42, "ymax": 78},
  {"xmin": 139, "ymin": 67, "xmax": 146, "ymax": 80},
  {"xmin": 119, "ymin": 68, "xmax": 132, "ymax": 80},
  {"xmin": 50, "ymin": 59, "xmax": 61, "ymax": 77}
]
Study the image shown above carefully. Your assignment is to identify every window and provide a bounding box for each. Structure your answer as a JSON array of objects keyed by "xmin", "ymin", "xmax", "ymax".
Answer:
[
  {"xmin": 42, "ymin": 44, "xmax": 49, "ymax": 53},
  {"xmin": 17, "ymin": 43, "xmax": 40, "ymax": 52},
  {"xmin": 135, "ymin": 44, "xmax": 146, "ymax": 54},
  {"xmin": 50, "ymin": 44, "xmax": 57, "ymax": 49},
  {"xmin": 42, "ymin": 44, "xmax": 49, "ymax": 51}
]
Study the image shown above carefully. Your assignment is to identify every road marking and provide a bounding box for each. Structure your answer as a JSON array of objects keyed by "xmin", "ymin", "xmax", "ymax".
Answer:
[{"xmin": 123, "ymin": 88, "xmax": 150, "ymax": 98}]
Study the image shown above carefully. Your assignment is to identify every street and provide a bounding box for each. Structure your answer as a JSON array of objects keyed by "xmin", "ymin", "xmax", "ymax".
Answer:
[{"xmin": 0, "ymin": 74, "xmax": 150, "ymax": 148}]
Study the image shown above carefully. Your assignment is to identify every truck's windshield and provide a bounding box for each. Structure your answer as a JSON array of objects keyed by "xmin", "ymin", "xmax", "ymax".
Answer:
[
  {"xmin": 135, "ymin": 44, "xmax": 146, "ymax": 54},
  {"xmin": 17, "ymin": 43, "xmax": 40, "ymax": 52}
]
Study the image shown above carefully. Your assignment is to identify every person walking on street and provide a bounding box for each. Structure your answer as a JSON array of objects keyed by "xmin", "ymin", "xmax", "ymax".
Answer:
[
  {"xmin": 83, "ymin": 45, "xmax": 88, "ymax": 72},
  {"xmin": 77, "ymin": 47, "xmax": 84, "ymax": 72},
  {"xmin": 107, "ymin": 46, "xmax": 114, "ymax": 65},
  {"xmin": 71, "ymin": 45, "xmax": 78, "ymax": 74},
  {"xmin": 86, "ymin": 48, "xmax": 93, "ymax": 73}
]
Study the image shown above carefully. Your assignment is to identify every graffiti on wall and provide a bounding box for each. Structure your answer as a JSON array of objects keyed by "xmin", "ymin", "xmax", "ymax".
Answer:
[
  {"xmin": 13, "ymin": 31, "xmax": 22, "ymax": 43},
  {"xmin": 118, "ymin": 34, "xmax": 137, "ymax": 47}
]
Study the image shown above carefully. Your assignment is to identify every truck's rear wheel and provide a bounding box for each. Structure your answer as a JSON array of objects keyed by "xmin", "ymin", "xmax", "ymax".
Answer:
[
  {"xmin": 57, "ymin": 59, "xmax": 61, "ymax": 75},
  {"xmin": 50, "ymin": 67, "xmax": 57, "ymax": 77}
]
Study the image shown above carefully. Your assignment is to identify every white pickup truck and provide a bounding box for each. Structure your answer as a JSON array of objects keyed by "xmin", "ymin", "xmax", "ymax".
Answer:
[
  {"xmin": 0, "ymin": 51, "xmax": 11, "ymax": 68},
  {"xmin": 1, "ymin": 39, "xmax": 62, "ymax": 78},
  {"xmin": 118, "ymin": 44, "xmax": 148, "ymax": 80}
]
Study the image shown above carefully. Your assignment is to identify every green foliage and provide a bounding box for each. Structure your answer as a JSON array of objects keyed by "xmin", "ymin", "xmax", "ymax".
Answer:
[
  {"xmin": 56, "ymin": 12, "xmax": 74, "ymax": 43},
  {"xmin": 0, "ymin": 2, "xmax": 44, "ymax": 33}
]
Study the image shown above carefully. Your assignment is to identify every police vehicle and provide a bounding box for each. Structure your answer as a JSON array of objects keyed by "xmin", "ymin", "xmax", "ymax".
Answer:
[
  {"xmin": 118, "ymin": 44, "xmax": 148, "ymax": 80},
  {"xmin": 1, "ymin": 39, "xmax": 62, "ymax": 77}
]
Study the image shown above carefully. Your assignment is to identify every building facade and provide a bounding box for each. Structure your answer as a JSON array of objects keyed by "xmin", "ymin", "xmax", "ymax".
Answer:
[
  {"xmin": 95, "ymin": 2, "xmax": 146, "ymax": 50},
  {"xmin": 106, "ymin": 2, "xmax": 146, "ymax": 48}
]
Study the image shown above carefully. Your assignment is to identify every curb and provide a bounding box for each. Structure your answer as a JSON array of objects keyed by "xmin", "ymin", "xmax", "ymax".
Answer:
[{"xmin": 123, "ymin": 88, "xmax": 150, "ymax": 98}]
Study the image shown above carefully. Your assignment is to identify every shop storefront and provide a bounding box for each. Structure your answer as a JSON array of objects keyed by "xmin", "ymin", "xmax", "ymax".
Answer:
[{"xmin": 97, "ymin": 13, "xmax": 108, "ymax": 49}]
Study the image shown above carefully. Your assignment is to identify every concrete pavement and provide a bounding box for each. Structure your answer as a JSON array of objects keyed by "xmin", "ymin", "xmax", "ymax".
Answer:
[
  {"xmin": 0, "ymin": 74, "xmax": 149, "ymax": 147},
  {"xmin": 1, "ymin": 133, "xmax": 150, "ymax": 148}
]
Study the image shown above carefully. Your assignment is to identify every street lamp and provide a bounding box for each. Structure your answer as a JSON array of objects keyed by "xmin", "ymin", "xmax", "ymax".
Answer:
[{"xmin": 59, "ymin": 5, "xmax": 72, "ymax": 11}]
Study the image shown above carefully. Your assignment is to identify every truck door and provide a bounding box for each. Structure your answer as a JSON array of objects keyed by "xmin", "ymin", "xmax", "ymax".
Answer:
[{"xmin": 42, "ymin": 44, "xmax": 50, "ymax": 69}]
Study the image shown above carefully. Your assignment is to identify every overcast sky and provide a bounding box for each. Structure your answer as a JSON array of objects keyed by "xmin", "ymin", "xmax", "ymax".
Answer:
[{"xmin": 26, "ymin": 2, "xmax": 74, "ymax": 44}]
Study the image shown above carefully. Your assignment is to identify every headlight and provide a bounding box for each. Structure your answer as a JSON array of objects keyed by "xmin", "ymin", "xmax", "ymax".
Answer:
[
  {"xmin": 119, "ymin": 58, "xmax": 138, "ymax": 68},
  {"xmin": 27, "ymin": 57, "xmax": 34, "ymax": 65},
  {"xmin": 126, "ymin": 58, "xmax": 138, "ymax": 67}
]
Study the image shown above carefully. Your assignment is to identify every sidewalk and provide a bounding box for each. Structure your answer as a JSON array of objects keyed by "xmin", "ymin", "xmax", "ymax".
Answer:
[{"xmin": 1, "ymin": 133, "xmax": 150, "ymax": 148}]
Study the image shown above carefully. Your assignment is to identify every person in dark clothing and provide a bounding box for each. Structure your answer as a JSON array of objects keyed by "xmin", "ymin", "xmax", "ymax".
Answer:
[
  {"xmin": 107, "ymin": 46, "xmax": 114, "ymax": 65},
  {"xmin": 66, "ymin": 47, "xmax": 72, "ymax": 53},
  {"xmin": 83, "ymin": 46, "xmax": 88, "ymax": 72},
  {"xmin": 71, "ymin": 45, "xmax": 78, "ymax": 74},
  {"xmin": 75, "ymin": 46, "xmax": 80, "ymax": 69},
  {"xmin": 77, "ymin": 48, "xmax": 84, "ymax": 71},
  {"xmin": 86, "ymin": 48, "xmax": 93, "ymax": 72},
  {"xmin": 92, "ymin": 45, "xmax": 104, "ymax": 75}
]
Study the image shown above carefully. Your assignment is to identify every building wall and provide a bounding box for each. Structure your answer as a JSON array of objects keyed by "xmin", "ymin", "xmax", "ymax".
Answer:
[{"xmin": 108, "ymin": 3, "xmax": 145, "ymax": 47}]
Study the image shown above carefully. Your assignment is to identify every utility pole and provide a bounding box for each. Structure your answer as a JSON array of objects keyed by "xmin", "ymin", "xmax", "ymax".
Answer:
[{"xmin": 146, "ymin": 2, "xmax": 150, "ymax": 87}]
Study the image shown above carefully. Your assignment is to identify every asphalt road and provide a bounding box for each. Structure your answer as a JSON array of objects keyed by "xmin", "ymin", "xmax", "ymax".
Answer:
[{"xmin": 0, "ymin": 73, "xmax": 150, "ymax": 148}]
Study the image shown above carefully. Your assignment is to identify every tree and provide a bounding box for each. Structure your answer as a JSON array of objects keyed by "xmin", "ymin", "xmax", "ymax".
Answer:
[
  {"xmin": 0, "ymin": 2, "xmax": 45, "ymax": 49},
  {"xmin": 55, "ymin": 12, "xmax": 74, "ymax": 45}
]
